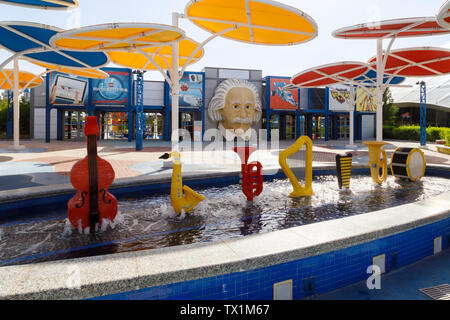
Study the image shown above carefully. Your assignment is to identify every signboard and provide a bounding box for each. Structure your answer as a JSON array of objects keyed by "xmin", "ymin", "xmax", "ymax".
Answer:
[
  {"xmin": 268, "ymin": 77, "xmax": 298, "ymax": 110},
  {"xmin": 169, "ymin": 72, "xmax": 204, "ymax": 108},
  {"xmin": 92, "ymin": 68, "xmax": 131, "ymax": 106},
  {"xmin": 329, "ymin": 84, "xmax": 352, "ymax": 111},
  {"xmin": 48, "ymin": 71, "xmax": 89, "ymax": 105},
  {"xmin": 356, "ymin": 88, "xmax": 377, "ymax": 112}
]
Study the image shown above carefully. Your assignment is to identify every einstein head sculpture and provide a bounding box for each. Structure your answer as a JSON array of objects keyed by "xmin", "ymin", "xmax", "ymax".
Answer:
[{"xmin": 208, "ymin": 79, "xmax": 262, "ymax": 140}]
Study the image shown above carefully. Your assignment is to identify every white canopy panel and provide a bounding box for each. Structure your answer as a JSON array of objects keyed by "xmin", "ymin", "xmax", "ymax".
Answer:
[{"xmin": 390, "ymin": 74, "xmax": 450, "ymax": 109}]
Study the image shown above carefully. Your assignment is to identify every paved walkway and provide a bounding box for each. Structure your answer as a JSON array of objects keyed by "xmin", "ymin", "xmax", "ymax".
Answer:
[
  {"xmin": 314, "ymin": 250, "xmax": 450, "ymax": 300},
  {"xmin": 0, "ymin": 139, "xmax": 449, "ymax": 191}
]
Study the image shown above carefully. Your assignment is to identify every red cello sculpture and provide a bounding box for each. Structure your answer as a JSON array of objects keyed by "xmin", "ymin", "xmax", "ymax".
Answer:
[
  {"xmin": 68, "ymin": 116, "xmax": 118, "ymax": 231},
  {"xmin": 234, "ymin": 147, "xmax": 264, "ymax": 202}
]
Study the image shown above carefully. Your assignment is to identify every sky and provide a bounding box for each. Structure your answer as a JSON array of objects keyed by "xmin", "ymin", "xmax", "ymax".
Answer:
[{"xmin": 0, "ymin": 0, "xmax": 449, "ymax": 82}]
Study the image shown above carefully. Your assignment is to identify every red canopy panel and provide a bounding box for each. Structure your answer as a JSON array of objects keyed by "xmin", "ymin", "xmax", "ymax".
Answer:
[
  {"xmin": 291, "ymin": 62, "xmax": 368, "ymax": 88},
  {"xmin": 333, "ymin": 17, "xmax": 450, "ymax": 39},
  {"xmin": 368, "ymin": 47, "xmax": 450, "ymax": 77},
  {"xmin": 437, "ymin": 1, "xmax": 450, "ymax": 29}
]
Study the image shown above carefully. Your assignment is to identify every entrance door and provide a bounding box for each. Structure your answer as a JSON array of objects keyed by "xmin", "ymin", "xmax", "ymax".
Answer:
[
  {"xmin": 361, "ymin": 114, "xmax": 375, "ymax": 139},
  {"xmin": 100, "ymin": 112, "xmax": 129, "ymax": 140},
  {"xmin": 311, "ymin": 116, "xmax": 325, "ymax": 140},
  {"xmin": 269, "ymin": 114, "xmax": 280, "ymax": 139},
  {"xmin": 299, "ymin": 115, "xmax": 305, "ymax": 137},
  {"xmin": 144, "ymin": 113, "xmax": 163, "ymax": 140},
  {"xmin": 64, "ymin": 111, "xmax": 86, "ymax": 140},
  {"xmin": 180, "ymin": 112, "xmax": 194, "ymax": 140},
  {"xmin": 285, "ymin": 114, "xmax": 296, "ymax": 140},
  {"xmin": 338, "ymin": 115, "xmax": 350, "ymax": 139}
]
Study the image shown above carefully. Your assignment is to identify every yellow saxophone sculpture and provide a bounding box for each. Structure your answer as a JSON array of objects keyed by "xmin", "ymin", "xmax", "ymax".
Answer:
[
  {"xmin": 160, "ymin": 151, "xmax": 206, "ymax": 214},
  {"xmin": 363, "ymin": 141, "xmax": 388, "ymax": 185}
]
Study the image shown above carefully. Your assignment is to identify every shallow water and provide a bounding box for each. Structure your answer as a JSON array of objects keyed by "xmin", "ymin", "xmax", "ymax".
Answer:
[{"xmin": 1, "ymin": 175, "xmax": 450, "ymax": 267}]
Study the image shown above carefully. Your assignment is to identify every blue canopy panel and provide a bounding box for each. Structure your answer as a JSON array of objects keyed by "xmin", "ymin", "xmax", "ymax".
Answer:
[
  {"xmin": 0, "ymin": 0, "xmax": 76, "ymax": 9},
  {"xmin": 0, "ymin": 22, "xmax": 108, "ymax": 68},
  {"xmin": 25, "ymin": 50, "xmax": 108, "ymax": 68},
  {"xmin": 0, "ymin": 23, "xmax": 58, "ymax": 52},
  {"xmin": 354, "ymin": 69, "xmax": 405, "ymax": 86}
]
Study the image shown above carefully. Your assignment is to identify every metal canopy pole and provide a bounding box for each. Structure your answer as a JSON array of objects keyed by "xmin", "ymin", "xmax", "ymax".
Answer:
[
  {"xmin": 348, "ymin": 86, "xmax": 356, "ymax": 148},
  {"xmin": 12, "ymin": 58, "xmax": 22, "ymax": 149},
  {"xmin": 171, "ymin": 12, "xmax": 181, "ymax": 151},
  {"xmin": 376, "ymin": 39, "xmax": 384, "ymax": 142},
  {"xmin": 419, "ymin": 81, "xmax": 427, "ymax": 146},
  {"xmin": 6, "ymin": 90, "xmax": 13, "ymax": 139}
]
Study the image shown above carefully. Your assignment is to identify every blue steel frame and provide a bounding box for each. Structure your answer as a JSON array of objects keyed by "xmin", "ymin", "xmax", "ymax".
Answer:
[
  {"xmin": 135, "ymin": 71, "xmax": 145, "ymax": 151},
  {"xmin": 419, "ymin": 81, "xmax": 427, "ymax": 146},
  {"xmin": 6, "ymin": 90, "xmax": 12, "ymax": 139}
]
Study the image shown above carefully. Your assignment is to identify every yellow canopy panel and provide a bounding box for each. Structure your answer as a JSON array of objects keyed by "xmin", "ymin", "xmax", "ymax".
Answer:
[
  {"xmin": 50, "ymin": 23, "xmax": 186, "ymax": 51},
  {"xmin": 185, "ymin": 0, "xmax": 318, "ymax": 45},
  {"xmin": 0, "ymin": 69, "xmax": 42, "ymax": 90},
  {"xmin": 107, "ymin": 38, "xmax": 204, "ymax": 71},
  {"xmin": 29, "ymin": 61, "xmax": 109, "ymax": 79}
]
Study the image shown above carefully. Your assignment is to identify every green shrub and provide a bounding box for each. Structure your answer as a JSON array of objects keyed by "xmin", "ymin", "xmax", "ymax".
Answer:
[
  {"xmin": 427, "ymin": 127, "xmax": 444, "ymax": 142},
  {"xmin": 390, "ymin": 126, "xmax": 450, "ymax": 142},
  {"xmin": 392, "ymin": 126, "xmax": 421, "ymax": 141},
  {"xmin": 444, "ymin": 130, "xmax": 450, "ymax": 147}
]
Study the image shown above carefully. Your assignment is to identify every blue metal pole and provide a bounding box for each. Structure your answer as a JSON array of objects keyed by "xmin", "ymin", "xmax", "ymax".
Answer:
[
  {"xmin": 419, "ymin": 81, "xmax": 427, "ymax": 146},
  {"xmin": 135, "ymin": 71, "xmax": 145, "ymax": 151}
]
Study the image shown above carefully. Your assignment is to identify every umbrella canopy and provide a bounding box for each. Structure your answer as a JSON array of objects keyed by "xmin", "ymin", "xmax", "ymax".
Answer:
[
  {"xmin": 50, "ymin": 23, "xmax": 185, "ymax": 52},
  {"xmin": 333, "ymin": 17, "xmax": 450, "ymax": 39},
  {"xmin": 0, "ymin": 69, "xmax": 42, "ymax": 90},
  {"xmin": 184, "ymin": 0, "xmax": 318, "ymax": 46},
  {"xmin": 106, "ymin": 38, "xmax": 204, "ymax": 71},
  {"xmin": 0, "ymin": 21, "xmax": 109, "ymax": 68},
  {"xmin": 354, "ymin": 69, "xmax": 405, "ymax": 86},
  {"xmin": 291, "ymin": 62, "xmax": 368, "ymax": 88},
  {"xmin": 438, "ymin": 1, "xmax": 450, "ymax": 29},
  {"xmin": 368, "ymin": 47, "xmax": 450, "ymax": 77},
  {"xmin": 0, "ymin": 0, "xmax": 77, "ymax": 10},
  {"xmin": 27, "ymin": 60, "xmax": 109, "ymax": 79}
]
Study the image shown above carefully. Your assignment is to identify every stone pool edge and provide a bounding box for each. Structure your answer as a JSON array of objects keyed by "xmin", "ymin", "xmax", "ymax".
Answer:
[{"xmin": 0, "ymin": 165, "xmax": 449, "ymax": 300}]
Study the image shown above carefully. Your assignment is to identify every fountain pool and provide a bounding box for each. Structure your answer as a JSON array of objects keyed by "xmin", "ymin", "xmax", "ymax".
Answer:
[{"xmin": 1, "ymin": 172, "xmax": 449, "ymax": 267}]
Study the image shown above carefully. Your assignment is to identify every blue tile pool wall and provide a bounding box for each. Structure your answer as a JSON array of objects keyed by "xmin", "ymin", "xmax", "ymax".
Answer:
[{"xmin": 95, "ymin": 216, "xmax": 450, "ymax": 300}]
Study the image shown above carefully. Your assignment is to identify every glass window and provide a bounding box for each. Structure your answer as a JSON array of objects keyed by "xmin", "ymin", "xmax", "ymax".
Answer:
[{"xmin": 285, "ymin": 114, "xmax": 296, "ymax": 140}]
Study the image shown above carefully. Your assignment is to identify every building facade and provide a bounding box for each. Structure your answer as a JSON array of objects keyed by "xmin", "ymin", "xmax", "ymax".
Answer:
[{"xmin": 29, "ymin": 66, "xmax": 377, "ymax": 143}]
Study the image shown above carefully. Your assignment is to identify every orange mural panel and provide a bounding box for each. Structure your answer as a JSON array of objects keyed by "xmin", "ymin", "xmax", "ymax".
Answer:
[{"xmin": 269, "ymin": 78, "xmax": 299, "ymax": 110}]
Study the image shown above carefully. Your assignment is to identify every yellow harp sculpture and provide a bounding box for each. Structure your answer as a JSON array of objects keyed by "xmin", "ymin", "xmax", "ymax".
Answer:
[{"xmin": 279, "ymin": 136, "xmax": 314, "ymax": 198}]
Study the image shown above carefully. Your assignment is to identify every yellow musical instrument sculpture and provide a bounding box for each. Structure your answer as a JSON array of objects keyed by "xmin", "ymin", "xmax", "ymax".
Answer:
[
  {"xmin": 159, "ymin": 151, "xmax": 206, "ymax": 214},
  {"xmin": 363, "ymin": 141, "xmax": 388, "ymax": 185},
  {"xmin": 390, "ymin": 148, "xmax": 426, "ymax": 182},
  {"xmin": 279, "ymin": 136, "xmax": 314, "ymax": 198},
  {"xmin": 336, "ymin": 154, "xmax": 353, "ymax": 189}
]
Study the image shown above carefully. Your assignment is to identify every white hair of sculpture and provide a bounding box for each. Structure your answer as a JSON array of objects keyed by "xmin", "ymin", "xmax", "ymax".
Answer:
[{"xmin": 208, "ymin": 78, "xmax": 262, "ymax": 122}]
